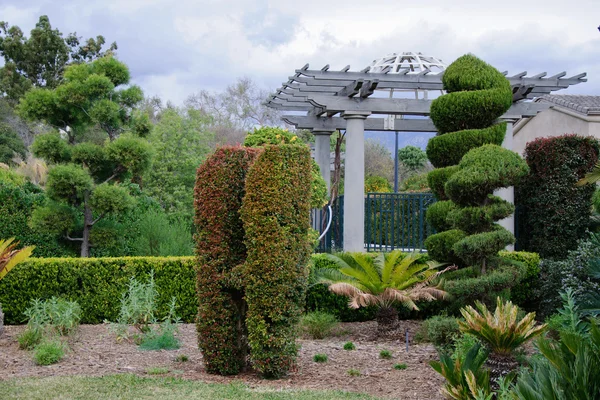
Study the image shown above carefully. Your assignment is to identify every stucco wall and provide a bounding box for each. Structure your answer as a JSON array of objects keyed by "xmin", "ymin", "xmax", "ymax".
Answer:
[{"xmin": 513, "ymin": 107, "xmax": 596, "ymax": 156}]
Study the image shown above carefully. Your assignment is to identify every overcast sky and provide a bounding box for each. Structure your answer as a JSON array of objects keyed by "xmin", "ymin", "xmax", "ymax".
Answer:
[{"xmin": 2, "ymin": 0, "xmax": 599, "ymax": 105}]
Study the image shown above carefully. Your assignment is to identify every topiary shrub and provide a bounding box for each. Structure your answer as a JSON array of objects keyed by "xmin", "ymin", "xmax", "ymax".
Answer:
[
  {"xmin": 516, "ymin": 134, "xmax": 599, "ymax": 259},
  {"xmin": 241, "ymin": 144, "xmax": 313, "ymax": 378},
  {"xmin": 424, "ymin": 54, "xmax": 528, "ymax": 270},
  {"xmin": 365, "ymin": 175, "xmax": 392, "ymax": 193},
  {"xmin": 194, "ymin": 146, "xmax": 260, "ymax": 375}
]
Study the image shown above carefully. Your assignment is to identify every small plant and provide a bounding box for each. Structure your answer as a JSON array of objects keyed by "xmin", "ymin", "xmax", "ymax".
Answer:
[
  {"xmin": 146, "ymin": 367, "xmax": 170, "ymax": 375},
  {"xmin": 33, "ymin": 340, "xmax": 65, "ymax": 365},
  {"xmin": 379, "ymin": 349, "xmax": 392, "ymax": 359},
  {"xmin": 313, "ymin": 353, "xmax": 328, "ymax": 363},
  {"xmin": 174, "ymin": 354, "xmax": 189, "ymax": 362},
  {"xmin": 300, "ymin": 311, "xmax": 339, "ymax": 339},
  {"xmin": 17, "ymin": 328, "xmax": 43, "ymax": 350},
  {"xmin": 24, "ymin": 297, "xmax": 82, "ymax": 336},
  {"xmin": 347, "ymin": 369, "xmax": 361, "ymax": 377},
  {"xmin": 138, "ymin": 299, "xmax": 181, "ymax": 351},
  {"xmin": 394, "ymin": 363, "xmax": 407, "ymax": 370},
  {"xmin": 418, "ymin": 315, "xmax": 461, "ymax": 351},
  {"xmin": 343, "ymin": 341, "xmax": 356, "ymax": 351}
]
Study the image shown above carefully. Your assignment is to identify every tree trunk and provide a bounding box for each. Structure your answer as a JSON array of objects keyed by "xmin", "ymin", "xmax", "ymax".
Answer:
[
  {"xmin": 485, "ymin": 352, "xmax": 519, "ymax": 390},
  {"xmin": 376, "ymin": 306, "xmax": 399, "ymax": 335},
  {"xmin": 81, "ymin": 196, "xmax": 93, "ymax": 257}
]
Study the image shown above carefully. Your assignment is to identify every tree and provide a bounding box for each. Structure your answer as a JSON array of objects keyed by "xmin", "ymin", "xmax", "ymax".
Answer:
[
  {"xmin": 0, "ymin": 15, "xmax": 116, "ymax": 104},
  {"xmin": 18, "ymin": 55, "xmax": 149, "ymax": 143},
  {"xmin": 185, "ymin": 77, "xmax": 280, "ymax": 145},
  {"xmin": 0, "ymin": 122, "xmax": 25, "ymax": 164},
  {"xmin": 364, "ymin": 139, "xmax": 394, "ymax": 185},
  {"xmin": 22, "ymin": 57, "xmax": 152, "ymax": 257},
  {"xmin": 314, "ymin": 251, "xmax": 451, "ymax": 334},
  {"xmin": 398, "ymin": 145, "xmax": 428, "ymax": 172},
  {"xmin": 144, "ymin": 107, "xmax": 214, "ymax": 220}
]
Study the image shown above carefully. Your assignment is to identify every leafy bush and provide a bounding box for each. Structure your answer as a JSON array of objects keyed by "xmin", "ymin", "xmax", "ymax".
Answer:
[
  {"xmin": 516, "ymin": 134, "xmax": 599, "ymax": 259},
  {"xmin": 138, "ymin": 321, "xmax": 180, "ymax": 351},
  {"xmin": 313, "ymin": 354, "xmax": 328, "ymax": 363},
  {"xmin": 0, "ymin": 256, "xmax": 197, "ymax": 325},
  {"xmin": 241, "ymin": 144, "xmax": 313, "ymax": 378},
  {"xmin": 379, "ymin": 349, "xmax": 392, "ymax": 359},
  {"xmin": 24, "ymin": 297, "xmax": 82, "ymax": 336},
  {"xmin": 401, "ymin": 171, "xmax": 430, "ymax": 192},
  {"xmin": 498, "ymin": 250, "xmax": 540, "ymax": 309},
  {"xmin": 419, "ymin": 315, "xmax": 461, "ymax": 350},
  {"xmin": 394, "ymin": 363, "xmax": 407, "ymax": 370},
  {"xmin": 343, "ymin": 341, "xmax": 356, "ymax": 350},
  {"xmin": 109, "ymin": 273, "xmax": 159, "ymax": 338},
  {"xmin": 300, "ymin": 311, "xmax": 339, "ymax": 339},
  {"xmin": 425, "ymin": 54, "xmax": 525, "ymax": 268},
  {"xmin": 365, "ymin": 175, "xmax": 392, "ymax": 193},
  {"xmin": 33, "ymin": 340, "xmax": 65, "ymax": 365},
  {"xmin": 194, "ymin": 146, "xmax": 260, "ymax": 375}
]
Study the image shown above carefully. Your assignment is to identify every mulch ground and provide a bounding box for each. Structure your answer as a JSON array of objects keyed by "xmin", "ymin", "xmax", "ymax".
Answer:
[{"xmin": 0, "ymin": 321, "xmax": 444, "ymax": 399}]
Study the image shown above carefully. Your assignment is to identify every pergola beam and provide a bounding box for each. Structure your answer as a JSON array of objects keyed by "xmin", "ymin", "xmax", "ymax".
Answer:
[{"xmin": 282, "ymin": 115, "xmax": 437, "ymax": 132}]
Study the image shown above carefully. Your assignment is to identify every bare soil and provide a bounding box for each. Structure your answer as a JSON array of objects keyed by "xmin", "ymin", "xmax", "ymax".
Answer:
[{"xmin": 0, "ymin": 321, "xmax": 444, "ymax": 399}]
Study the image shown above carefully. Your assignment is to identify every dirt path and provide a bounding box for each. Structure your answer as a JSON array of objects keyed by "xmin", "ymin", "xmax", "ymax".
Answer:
[{"xmin": 0, "ymin": 321, "xmax": 444, "ymax": 399}]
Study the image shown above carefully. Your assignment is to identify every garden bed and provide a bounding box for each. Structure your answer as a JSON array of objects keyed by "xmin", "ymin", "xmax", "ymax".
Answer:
[{"xmin": 0, "ymin": 321, "xmax": 444, "ymax": 399}]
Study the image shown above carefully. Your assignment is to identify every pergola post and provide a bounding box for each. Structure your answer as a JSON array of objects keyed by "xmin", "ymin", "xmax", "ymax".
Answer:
[
  {"xmin": 313, "ymin": 130, "xmax": 334, "ymax": 192},
  {"xmin": 495, "ymin": 121, "xmax": 515, "ymax": 250},
  {"xmin": 342, "ymin": 111, "xmax": 370, "ymax": 252}
]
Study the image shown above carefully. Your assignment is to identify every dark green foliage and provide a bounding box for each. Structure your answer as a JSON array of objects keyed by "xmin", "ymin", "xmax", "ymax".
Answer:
[
  {"xmin": 427, "ymin": 123, "xmax": 506, "ymax": 168},
  {"xmin": 447, "ymin": 196, "xmax": 514, "ymax": 233},
  {"xmin": 428, "ymin": 166, "xmax": 459, "ymax": 201},
  {"xmin": 45, "ymin": 164, "xmax": 93, "ymax": 204},
  {"xmin": 0, "ymin": 257, "xmax": 197, "ymax": 325},
  {"xmin": 419, "ymin": 315, "xmax": 461, "ymax": 350},
  {"xmin": 31, "ymin": 132, "xmax": 72, "ymax": 164},
  {"xmin": 499, "ymin": 250, "xmax": 540, "ymax": 309},
  {"xmin": 424, "ymin": 230, "xmax": 467, "ymax": 265},
  {"xmin": 397, "ymin": 145, "xmax": 428, "ymax": 171},
  {"xmin": 0, "ymin": 178, "xmax": 73, "ymax": 257},
  {"xmin": 445, "ymin": 145, "xmax": 529, "ymax": 207},
  {"xmin": 344, "ymin": 341, "xmax": 356, "ymax": 350},
  {"xmin": 138, "ymin": 326, "xmax": 180, "ymax": 351},
  {"xmin": 105, "ymin": 135, "xmax": 153, "ymax": 177},
  {"xmin": 379, "ymin": 349, "xmax": 393, "ymax": 359},
  {"xmin": 17, "ymin": 327, "xmax": 43, "ymax": 350},
  {"xmin": 313, "ymin": 354, "xmax": 328, "ymax": 363},
  {"xmin": 452, "ymin": 227, "xmax": 515, "ymax": 267},
  {"xmin": 426, "ymin": 200, "xmax": 458, "ymax": 232},
  {"xmin": 194, "ymin": 146, "xmax": 260, "ymax": 375},
  {"xmin": 131, "ymin": 210, "xmax": 193, "ymax": 256},
  {"xmin": 394, "ymin": 363, "xmax": 407, "ymax": 370},
  {"xmin": 241, "ymin": 144, "xmax": 313, "ymax": 378},
  {"xmin": 0, "ymin": 122, "xmax": 26, "ymax": 164},
  {"xmin": 306, "ymin": 282, "xmax": 377, "ymax": 322},
  {"xmin": 516, "ymin": 134, "xmax": 599, "ymax": 259},
  {"xmin": 425, "ymin": 54, "xmax": 526, "ymax": 268},
  {"xmin": 71, "ymin": 142, "xmax": 113, "ymax": 180}
]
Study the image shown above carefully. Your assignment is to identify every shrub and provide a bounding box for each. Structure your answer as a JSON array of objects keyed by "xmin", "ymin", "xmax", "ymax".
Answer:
[
  {"xmin": 343, "ymin": 341, "xmax": 356, "ymax": 351},
  {"xmin": 17, "ymin": 327, "xmax": 43, "ymax": 350},
  {"xmin": 419, "ymin": 315, "xmax": 461, "ymax": 350},
  {"xmin": 300, "ymin": 311, "xmax": 339, "ymax": 339},
  {"xmin": 0, "ymin": 257, "xmax": 197, "ymax": 325},
  {"xmin": 195, "ymin": 146, "xmax": 260, "ymax": 375},
  {"xmin": 379, "ymin": 349, "xmax": 392, "ymax": 359},
  {"xmin": 24, "ymin": 297, "xmax": 82, "ymax": 336},
  {"xmin": 347, "ymin": 369, "xmax": 361, "ymax": 377},
  {"xmin": 365, "ymin": 175, "xmax": 392, "ymax": 193},
  {"xmin": 516, "ymin": 134, "xmax": 599, "ymax": 259},
  {"xmin": 394, "ymin": 363, "xmax": 407, "ymax": 370},
  {"xmin": 313, "ymin": 354, "xmax": 328, "ymax": 363},
  {"xmin": 425, "ymin": 54, "xmax": 525, "ymax": 268},
  {"xmin": 33, "ymin": 340, "xmax": 65, "ymax": 365},
  {"xmin": 499, "ymin": 250, "xmax": 540, "ymax": 309},
  {"xmin": 139, "ymin": 325, "xmax": 180, "ymax": 351},
  {"xmin": 401, "ymin": 172, "xmax": 430, "ymax": 192},
  {"xmin": 110, "ymin": 273, "xmax": 158, "ymax": 338},
  {"xmin": 241, "ymin": 144, "xmax": 313, "ymax": 378}
]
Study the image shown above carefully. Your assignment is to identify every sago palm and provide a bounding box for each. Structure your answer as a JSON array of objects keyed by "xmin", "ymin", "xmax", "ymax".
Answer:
[
  {"xmin": 314, "ymin": 250, "xmax": 453, "ymax": 333},
  {"xmin": 459, "ymin": 298, "xmax": 546, "ymax": 384},
  {"xmin": 0, "ymin": 237, "xmax": 35, "ymax": 337}
]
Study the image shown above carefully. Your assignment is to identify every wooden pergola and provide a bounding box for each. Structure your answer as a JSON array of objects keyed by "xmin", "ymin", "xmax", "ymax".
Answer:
[{"xmin": 265, "ymin": 62, "xmax": 587, "ymax": 251}]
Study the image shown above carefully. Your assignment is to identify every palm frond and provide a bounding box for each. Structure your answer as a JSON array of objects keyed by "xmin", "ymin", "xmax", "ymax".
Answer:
[{"xmin": 0, "ymin": 238, "xmax": 35, "ymax": 281}]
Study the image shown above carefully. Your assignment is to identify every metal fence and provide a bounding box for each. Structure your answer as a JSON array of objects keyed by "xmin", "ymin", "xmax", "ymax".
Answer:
[{"xmin": 313, "ymin": 193, "xmax": 436, "ymax": 253}]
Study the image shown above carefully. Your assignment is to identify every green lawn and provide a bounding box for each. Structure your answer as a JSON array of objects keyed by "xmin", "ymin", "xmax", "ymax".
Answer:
[{"xmin": 0, "ymin": 374, "xmax": 379, "ymax": 400}]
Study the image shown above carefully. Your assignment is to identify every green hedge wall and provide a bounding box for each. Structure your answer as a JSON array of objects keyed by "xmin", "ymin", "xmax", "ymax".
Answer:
[{"xmin": 0, "ymin": 257, "xmax": 196, "ymax": 325}]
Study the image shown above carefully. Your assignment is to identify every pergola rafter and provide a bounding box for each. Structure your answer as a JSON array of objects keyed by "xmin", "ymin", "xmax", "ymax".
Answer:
[{"xmin": 264, "ymin": 61, "xmax": 587, "ymax": 252}]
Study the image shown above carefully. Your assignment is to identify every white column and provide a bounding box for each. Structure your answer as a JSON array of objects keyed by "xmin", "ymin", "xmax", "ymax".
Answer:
[
  {"xmin": 313, "ymin": 131, "xmax": 333, "ymax": 192},
  {"xmin": 342, "ymin": 111, "xmax": 370, "ymax": 252},
  {"xmin": 495, "ymin": 121, "xmax": 515, "ymax": 250}
]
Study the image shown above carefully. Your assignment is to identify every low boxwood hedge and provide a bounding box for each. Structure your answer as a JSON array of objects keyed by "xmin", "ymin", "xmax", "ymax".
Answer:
[{"xmin": 0, "ymin": 257, "xmax": 197, "ymax": 325}]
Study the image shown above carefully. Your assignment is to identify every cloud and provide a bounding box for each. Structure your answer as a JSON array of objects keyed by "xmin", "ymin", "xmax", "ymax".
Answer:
[{"xmin": 1, "ymin": 0, "xmax": 599, "ymax": 104}]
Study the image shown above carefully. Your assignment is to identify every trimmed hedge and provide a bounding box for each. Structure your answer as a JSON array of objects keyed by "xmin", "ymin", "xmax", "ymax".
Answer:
[
  {"xmin": 499, "ymin": 250, "xmax": 540, "ymax": 309},
  {"xmin": 241, "ymin": 144, "xmax": 313, "ymax": 378},
  {"xmin": 194, "ymin": 146, "xmax": 260, "ymax": 375},
  {"xmin": 516, "ymin": 134, "xmax": 599, "ymax": 259},
  {"xmin": 0, "ymin": 257, "xmax": 197, "ymax": 325}
]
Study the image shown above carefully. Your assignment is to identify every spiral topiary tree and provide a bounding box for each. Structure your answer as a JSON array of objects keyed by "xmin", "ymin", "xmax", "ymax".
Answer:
[{"xmin": 424, "ymin": 54, "xmax": 529, "ymax": 272}]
